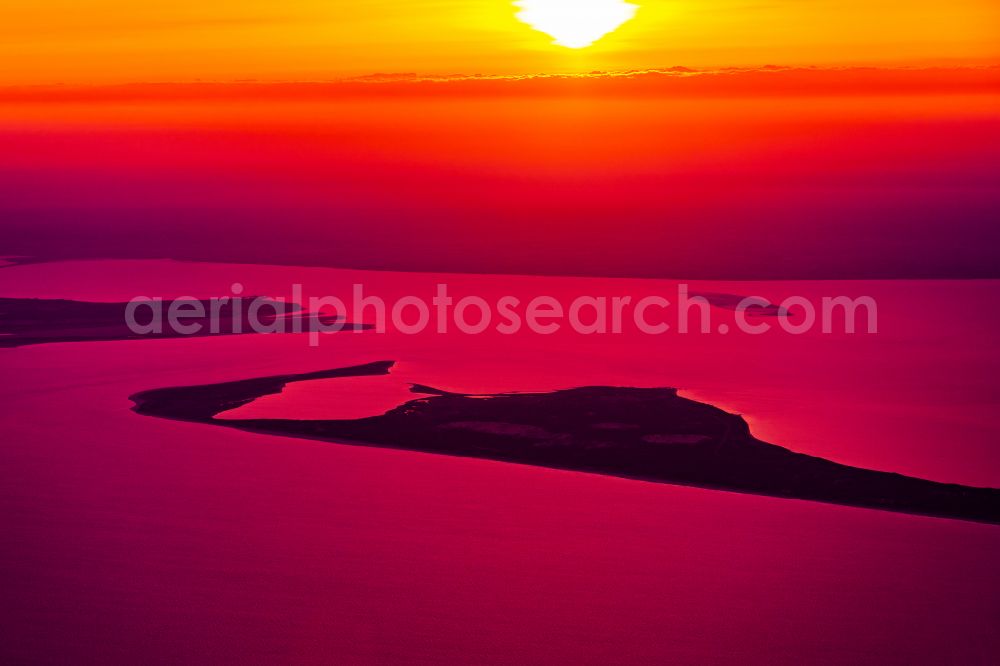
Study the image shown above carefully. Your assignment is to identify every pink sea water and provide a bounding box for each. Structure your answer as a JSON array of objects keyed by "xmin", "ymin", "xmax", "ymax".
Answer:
[{"xmin": 0, "ymin": 259, "xmax": 998, "ymax": 663}]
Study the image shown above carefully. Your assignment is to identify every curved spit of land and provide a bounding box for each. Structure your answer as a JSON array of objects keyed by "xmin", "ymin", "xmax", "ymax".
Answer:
[{"xmin": 130, "ymin": 361, "xmax": 1000, "ymax": 524}]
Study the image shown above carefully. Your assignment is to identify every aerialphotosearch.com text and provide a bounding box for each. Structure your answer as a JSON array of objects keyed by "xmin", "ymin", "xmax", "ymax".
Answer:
[{"xmin": 125, "ymin": 283, "xmax": 879, "ymax": 346}]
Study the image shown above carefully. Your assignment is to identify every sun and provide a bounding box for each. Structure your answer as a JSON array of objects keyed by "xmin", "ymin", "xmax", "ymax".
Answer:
[{"xmin": 514, "ymin": 0, "xmax": 640, "ymax": 49}]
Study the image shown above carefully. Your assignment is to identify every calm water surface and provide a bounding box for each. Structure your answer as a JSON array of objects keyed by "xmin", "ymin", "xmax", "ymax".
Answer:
[{"xmin": 1, "ymin": 260, "xmax": 997, "ymax": 663}]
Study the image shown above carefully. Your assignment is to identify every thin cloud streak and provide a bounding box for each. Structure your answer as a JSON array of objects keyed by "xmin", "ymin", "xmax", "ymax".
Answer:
[{"xmin": 1, "ymin": 66, "xmax": 997, "ymax": 102}]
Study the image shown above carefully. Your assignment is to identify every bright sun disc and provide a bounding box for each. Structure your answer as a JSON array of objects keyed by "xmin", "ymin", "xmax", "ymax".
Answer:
[{"xmin": 514, "ymin": 0, "xmax": 639, "ymax": 49}]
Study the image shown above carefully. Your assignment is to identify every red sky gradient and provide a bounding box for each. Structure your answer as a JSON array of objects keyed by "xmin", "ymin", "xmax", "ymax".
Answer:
[{"xmin": 2, "ymin": 67, "xmax": 998, "ymax": 278}]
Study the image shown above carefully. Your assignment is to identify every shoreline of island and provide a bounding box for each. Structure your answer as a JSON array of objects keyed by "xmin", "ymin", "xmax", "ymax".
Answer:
[{"xmin": 129, "ymin": 360, "xmax": 1000, "ymax": 525}]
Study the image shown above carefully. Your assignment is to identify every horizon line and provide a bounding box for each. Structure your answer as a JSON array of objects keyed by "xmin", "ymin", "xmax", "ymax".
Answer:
[{"xmin": 1, "ymin": 65, "xmax": 998, "ymax": 103}]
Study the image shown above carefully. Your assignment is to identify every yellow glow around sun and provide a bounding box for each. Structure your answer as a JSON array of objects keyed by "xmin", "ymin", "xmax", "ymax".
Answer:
[{"xmin": 514, "ymin": 0, "xmax": 640, "ymax": 49}]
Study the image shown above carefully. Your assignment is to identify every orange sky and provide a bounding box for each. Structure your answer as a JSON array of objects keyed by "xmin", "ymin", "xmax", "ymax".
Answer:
[{"xmin": 4, "ymin": 0, "xmax": 999, "ymax": 84}]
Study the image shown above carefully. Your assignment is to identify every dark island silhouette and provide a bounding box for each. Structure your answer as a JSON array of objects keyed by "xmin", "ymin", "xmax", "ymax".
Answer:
[
  {"xmin": 130, "ymin": 360, "xmax": 1000, "ymax": 524},
  {"xmin": 0, "ymin": 297, "xmax": 362, "ymax": 347}
]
